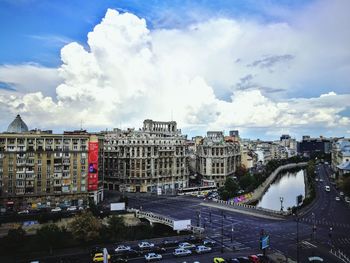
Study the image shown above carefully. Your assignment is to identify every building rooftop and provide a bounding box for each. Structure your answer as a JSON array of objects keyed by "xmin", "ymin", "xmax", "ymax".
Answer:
[{"xmin": 6, "ymin": 114, "xmax": 28, "ymax": 133}]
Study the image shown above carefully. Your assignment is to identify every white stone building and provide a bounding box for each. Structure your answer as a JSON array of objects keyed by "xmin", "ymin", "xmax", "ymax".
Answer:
[
  {"xmin": 103, "ymin": 120, "xmax": 189, "ymax": 193},
  {"xmin": 196, "ymin": 131, "xmax": 241, "ymax": 187}
]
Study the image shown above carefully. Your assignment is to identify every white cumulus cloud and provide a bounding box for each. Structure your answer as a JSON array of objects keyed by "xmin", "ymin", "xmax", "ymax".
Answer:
[{"xmin": 0, "ymin": 2, "xmax": 349, "ymax": 139}]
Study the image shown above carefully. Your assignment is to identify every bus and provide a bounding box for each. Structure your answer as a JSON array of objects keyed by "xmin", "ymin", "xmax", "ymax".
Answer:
[{"xmin": 177, "ymin": 185, "xmax": 217, "ymax": 196}]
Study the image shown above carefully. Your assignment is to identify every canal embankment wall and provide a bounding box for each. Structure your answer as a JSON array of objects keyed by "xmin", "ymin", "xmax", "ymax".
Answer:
[{"xmin": 244, "ymin": 162, "xmax": 308, "ymax": 204}]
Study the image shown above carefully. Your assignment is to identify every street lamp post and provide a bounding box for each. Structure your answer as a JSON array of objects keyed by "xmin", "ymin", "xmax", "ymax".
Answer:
[
  {"xmin": 312, "ymin": 212, "xmax": 316, "ymax": 241},
  {"xmin": 280, "ymin": 196, "xmax": 284, "ymax": 212},
  {"xmin": 231, "ymin": 223, "xmax": 234, "ymax": 243},
  {"xmin": 221, "ymin": 210, "xmax": 224, "ymax": 253},
  {"xmin": 329, "ymin": 227, "xmax": 333, "ymax": 246}
]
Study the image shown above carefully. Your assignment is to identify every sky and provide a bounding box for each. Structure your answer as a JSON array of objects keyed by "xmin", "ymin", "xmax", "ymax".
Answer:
[{"xmin": 0, "ymin": 0, "xmax": 349, "ymax": 140}]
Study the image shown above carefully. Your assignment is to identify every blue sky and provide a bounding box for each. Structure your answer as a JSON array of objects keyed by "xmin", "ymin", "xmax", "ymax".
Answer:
[
  {"xmin": 0, "ymin": 0, "xmax": 314, "ymax": 66},
  {"xmin": 0, "ymin": 0, "xmax": 349, "ymax": 140}
]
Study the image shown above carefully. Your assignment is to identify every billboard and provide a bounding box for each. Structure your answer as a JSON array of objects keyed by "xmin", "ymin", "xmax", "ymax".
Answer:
[
  {"xmin": 260, "ymin": 235, "xmax": 270, "ymax": 250},
  {"xmin": 173, "ymin": 219, "xmax": 191, "ymax": 231},
  {"xmin": 110, "ymin": 202, "xmax": 126, "ymax": 211},
  {"xmin": 88, "ymin": 141, "xmax": 99, "ymax": 191}
]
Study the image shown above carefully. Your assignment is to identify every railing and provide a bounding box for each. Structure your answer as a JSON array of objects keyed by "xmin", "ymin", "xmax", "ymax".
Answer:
[
  {"xmin": 212, "ymin": 199, "xmax": 291, "ymax": 216},
  {"xmin": 127, "ymin": 208, "xmax": 200, "ymax": 233}
]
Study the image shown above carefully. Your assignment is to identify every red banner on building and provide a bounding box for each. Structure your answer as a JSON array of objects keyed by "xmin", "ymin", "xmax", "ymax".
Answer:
[{"xmin": 88, "ymin": 142, "xmax": 99, "ymax": 191}]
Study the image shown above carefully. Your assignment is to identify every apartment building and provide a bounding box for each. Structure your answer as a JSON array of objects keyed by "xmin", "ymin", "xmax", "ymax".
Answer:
[
  {"xmin": 196, "ymin": 131, "xmax": 241, "ymax": 187},
  {"xmin": 331, "ymin": 138, "xmax": 350, "ymax": 175},
  {"xmin": 103, "ymin": 120, "xmax": 189, "ymax": 194},
  {"xmin": 0, "ymin": 115, "xmax": 104, "ymax": 209}
]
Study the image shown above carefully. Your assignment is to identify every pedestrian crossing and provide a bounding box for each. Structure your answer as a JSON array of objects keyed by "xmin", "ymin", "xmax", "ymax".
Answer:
[
  {"xmin": 208, "ymin": 233, "xmax": 251, "ymax": 251},
  {"xmin": 335, "ymin": 237, "xmax": 350, "ymax": 245},
  {"xmin": 300, "ymin": 217, "xmax": 350, "ymax": 229}
]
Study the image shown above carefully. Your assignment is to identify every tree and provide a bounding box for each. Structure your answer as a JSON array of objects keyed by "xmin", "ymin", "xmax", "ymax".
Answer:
[
  {"xmin": 106, "ymin": 215, "xmax": 125, "ymax": 241},
  {"xmin": 4, "ymin": 227, "xmax": 26, "ymax": 251},
  {"xmin": 219, "ymin": 177, "xmax": 239, "ymax": 200},
  {"xmin": 343, "ymin": 176, "xmax": 350, "ymax": 196},
  {"xmin": 69, "ymin": 211, "xmax": 101, "ymax": 243},
  {"xmin": 239, "ymin": 174, "xmax": 257, "ymax": 192},
  {"xmin": 36, "ymin": 224, "xmax": 66, "ymax": 254}
]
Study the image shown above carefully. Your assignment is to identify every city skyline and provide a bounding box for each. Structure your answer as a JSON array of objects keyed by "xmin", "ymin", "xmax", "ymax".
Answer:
[{"xmin": 0, "ymin": 0, "xmax": 349, "ymax": 140}]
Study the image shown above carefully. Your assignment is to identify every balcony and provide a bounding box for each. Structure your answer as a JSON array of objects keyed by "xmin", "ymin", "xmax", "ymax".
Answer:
[{"xmin": 16, "ymin": 161, "xmax": 26, "ymax": 166}]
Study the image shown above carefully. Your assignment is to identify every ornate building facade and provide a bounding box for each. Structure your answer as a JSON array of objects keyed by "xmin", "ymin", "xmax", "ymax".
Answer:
[
  {"xmin": 196, "ymin": 131, "xmax": 241, "ymax": 187},
  {"xmin": 103, "ymin": 120, "xmax": 189, "ymax": 193}
]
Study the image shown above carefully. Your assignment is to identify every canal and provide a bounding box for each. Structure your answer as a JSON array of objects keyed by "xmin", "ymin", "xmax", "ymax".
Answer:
[{"xmin": 257, "ymin": 169, "xmax": 306, "ymax": 211}]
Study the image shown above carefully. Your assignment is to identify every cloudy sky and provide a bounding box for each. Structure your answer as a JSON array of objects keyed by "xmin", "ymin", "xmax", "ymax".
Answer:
[{"xmin": 0, "ymin": 0, "xmax": 349, "ymax": 140}]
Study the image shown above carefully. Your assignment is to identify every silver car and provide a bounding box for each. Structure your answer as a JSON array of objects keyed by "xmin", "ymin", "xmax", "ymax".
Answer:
[
  {"xmin": 145, "ymin": 253, "xmax": 162, "ymax": 261},
  {"xmin": 173, "ymin": 248, "xmax": 192, "ymax": 257}
]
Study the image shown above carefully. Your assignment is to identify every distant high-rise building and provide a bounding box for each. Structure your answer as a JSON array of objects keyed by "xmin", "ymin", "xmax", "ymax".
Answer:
[
  {"xmin": 229, "ymin": 130, "xmax": 239, "ymax": 137},
  {"xmin": 297, "ymin": 136, "xmax": 331, "ymax": 157}
]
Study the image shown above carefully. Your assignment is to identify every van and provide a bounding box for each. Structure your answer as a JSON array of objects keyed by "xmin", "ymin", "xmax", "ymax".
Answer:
[{"xmin": 325, "ymin": 186, "xmax": 330, "ymax": 192}]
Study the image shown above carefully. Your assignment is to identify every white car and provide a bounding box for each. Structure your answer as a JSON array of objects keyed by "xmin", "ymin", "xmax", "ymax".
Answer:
[
  {"xmin": 345, "ymin": 197, "xmax": 350, "ymax": 203},
  {"xmin": 51, "ymin": 207, "xmax": 62, "ymax": 212},
  {"xmin": 18, "ymin": 209, "xmax": 29, "ymax": 214},
  {"xmin": 178, "ymin": 242, "xmax": 196, "ymax": 250},
  {"xmin": 145, "ymin": 253, "xmax": 162, "ymax": 261},
  {"xmin": 67, "ymin": 206, "xmax": 77, "ymax": 211},
  {"xmin": 138, "ymin": 241, "xmax": 155, "ymax": 249},
  {"xmin": 340, "ymin": 192, "xmax": 344, "ymax": 197},
  {"xmin": 319, "ymin": 179, "xmax": 324, "ymax": 182},
  {"xmin": 335, "ymin": 196, "xmax": 340, "ymax": 201},
  {"xmin": 195, "ymin": 245, "xmax": 212, "ymax": 254},
  {"xmin": 115, "ymin": 245, "xmax": 131, "ymax": 253},
  {"xmin": 173, "ymin": 248, "xmax": 192, "ymax": 257}
]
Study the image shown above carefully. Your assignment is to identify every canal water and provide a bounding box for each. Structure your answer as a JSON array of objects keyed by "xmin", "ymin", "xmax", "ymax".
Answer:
[{"xmin": 257, "ymin": 169, "xmax": 306, "ymax": 211}]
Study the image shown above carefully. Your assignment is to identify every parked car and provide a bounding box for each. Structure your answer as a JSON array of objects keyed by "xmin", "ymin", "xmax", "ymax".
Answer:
[
  {"xmin": 138, "ymin": 241, "xmax": 155, "ymax": 249},
  {"xmin": 335, "ymin": 196, "xmax": 340, "ymax": 201},
  {"xmin": 345, "ymin": 197, "xmax": 350, "ymax": 203},
  {"xmin": 18, "ymin": 209, "xmax": 29, "ymax": 214},
  {"xmin": 195, "ymin": 245, "xmax": 212, "ymax": 254},
  {"xmin": 92, "ymin": 253, "xmax": 110, "ymax": 262},
  {"xmin": 213, "ymin": 258, "xmax": 226, "ymax": 263},
  {"xmin": 90, "ymin": 247, "xmax": 103, "ymax": 257},
  {"xmin": 340, "ymin": 191, "xmax": 344, "ymax": 197},
  {"xmin": 115, "ymin": 245, "xmax": 131, "ymax": 253},
  {"xmin": 256, "ymin": 254, "xmax": 269, "ymax": 263},
  {"xmin": 162, "ymin": 239, "xmax": 179, "ymax": 247},
  {"xmin": 51, "ymin": 207, "xmax": 62, "ymax": 212},
  {"xmin": 110, "ymin": 255, "xmax": 128, "ymax": 263},
  {"xmin": 236, "ymin": 257, "xmax": 250, "ymax": 263},
  {"xmin": 248, "ymin": 255, "xmax": 260, "ymax": 263},
  {"xmin": 145, "ymin": 253, "xmax": 162, "ymax": 261},
  {"xmin": 185, "ymin": 235, "xmax": 203, "ymax": 243},
  {"xmin": 178, "ymin": 242, "xmax": 196, "ymax": 250},
  {"xmin": 173, "ymin": 248, "xmax": 192, "ymax": 257},
  {"xmin": 308, "ymin": 256, "xmax": 324, "ymax": 262},
  {"xmin": 67, "ymin": 206, "xmax": 77, "ymax": 211},
  {"xmin": 203, "ymin": 239, "xmax": 216, "ymax": 246}
]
